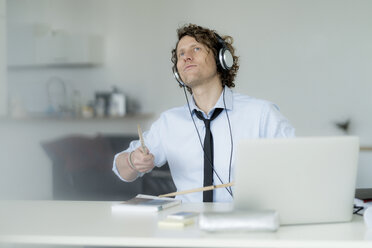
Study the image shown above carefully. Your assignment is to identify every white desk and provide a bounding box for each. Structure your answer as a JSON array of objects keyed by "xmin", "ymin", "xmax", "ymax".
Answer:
[{"xmin": 0, "ymin": 200, "xmax": 371, "ymax": 248}]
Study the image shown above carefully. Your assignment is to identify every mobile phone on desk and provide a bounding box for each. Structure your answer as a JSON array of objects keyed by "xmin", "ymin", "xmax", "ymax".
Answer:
[
  {"xmin": 158, "ymin": 211, "xmax": 199, "ymax": 228},
  {"xmin": 167, "ymin": 211, "xmax": 199, "ymax": 220}
]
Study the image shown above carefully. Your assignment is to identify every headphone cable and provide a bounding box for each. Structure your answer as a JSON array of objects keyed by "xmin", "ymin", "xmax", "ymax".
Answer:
[{"xmin": 222, "ymin": 87, "xmax": 234, "ymax": 196}]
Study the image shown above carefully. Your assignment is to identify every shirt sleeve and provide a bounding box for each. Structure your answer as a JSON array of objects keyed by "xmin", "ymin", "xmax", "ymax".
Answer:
[
  {"xmin": 112, "ymin": 115, "xmax": 167, "ymax": 182},
  {"xmin": 259, "ymin": 103, "xmax": 295, "ymax": 138}
]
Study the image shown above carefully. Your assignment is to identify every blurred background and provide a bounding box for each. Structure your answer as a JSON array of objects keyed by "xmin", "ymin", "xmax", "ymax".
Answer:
[{"xmin": 0, "ymin": 0, "xmax": 372, "ymax": 200}]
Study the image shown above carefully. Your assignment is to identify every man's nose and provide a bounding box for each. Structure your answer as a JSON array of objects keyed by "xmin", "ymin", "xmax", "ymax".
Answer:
[{"xmin": 183, "ymin": 51, "xmax": 193, "ymax": 62}]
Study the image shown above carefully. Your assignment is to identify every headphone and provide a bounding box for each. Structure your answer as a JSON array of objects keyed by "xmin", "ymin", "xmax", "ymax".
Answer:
[{"xmin": 173, "ymin": 33, "xmax": 234, "ymax": 87}]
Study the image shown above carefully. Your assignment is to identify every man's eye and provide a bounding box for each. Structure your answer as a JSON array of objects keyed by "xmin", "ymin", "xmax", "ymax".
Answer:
[
  {"xmin": 194, "ymin": 47, "xmax": 200, "ymax": 52},
  {"xmin": 178, "ymin": 52, "xmax": 184, "ymax": 58}
]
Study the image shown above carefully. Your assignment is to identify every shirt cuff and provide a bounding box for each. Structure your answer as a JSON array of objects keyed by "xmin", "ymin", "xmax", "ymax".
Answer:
[{"xmin": 112, "ymin": 151, "xmax": 143, "ymax": 182}]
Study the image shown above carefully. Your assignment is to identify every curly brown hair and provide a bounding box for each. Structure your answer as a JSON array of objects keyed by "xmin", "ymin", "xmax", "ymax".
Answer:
[{"xmin": 171, "ymin": 24, "xmax": 239, "ymax": 93}]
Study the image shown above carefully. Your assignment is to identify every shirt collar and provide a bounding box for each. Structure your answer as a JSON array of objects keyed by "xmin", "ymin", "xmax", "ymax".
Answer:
[{"xmin": 190, "ymin": 86, "xmax": 233, "ymax": 117}]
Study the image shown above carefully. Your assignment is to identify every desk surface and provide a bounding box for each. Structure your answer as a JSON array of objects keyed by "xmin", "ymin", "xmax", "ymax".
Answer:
[{"xmin": 0, "ymin": 200, "xmax": 371, "ymax": 248}]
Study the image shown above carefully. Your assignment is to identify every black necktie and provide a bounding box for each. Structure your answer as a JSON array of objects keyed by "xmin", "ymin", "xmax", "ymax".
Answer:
[{"xmin": 195, "ymin": 108, "xmax": 223, "ymax": 202}]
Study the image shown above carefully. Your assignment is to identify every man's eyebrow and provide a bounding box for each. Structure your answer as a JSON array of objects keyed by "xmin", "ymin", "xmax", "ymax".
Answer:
[{"xmin": 177, "ymin": 43, "xmax": 199, "ymax": 54}]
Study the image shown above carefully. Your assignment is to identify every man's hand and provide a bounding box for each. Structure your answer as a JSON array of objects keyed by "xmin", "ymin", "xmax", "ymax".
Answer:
[{"xmin": 129, "ymin": 147, "xmax": 155, "ymax": 173}]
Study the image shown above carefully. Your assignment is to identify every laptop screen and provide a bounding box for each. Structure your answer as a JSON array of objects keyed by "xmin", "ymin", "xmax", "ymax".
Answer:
[{"xmin": 233, "ymin": 136, "xmax": 359, "ymax": 225}]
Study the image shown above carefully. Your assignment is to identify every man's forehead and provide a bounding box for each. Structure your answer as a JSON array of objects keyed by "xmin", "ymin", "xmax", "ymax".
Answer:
[{"xmin": 177, "ymin": 36, "xmax": 203, "ymax": 51}]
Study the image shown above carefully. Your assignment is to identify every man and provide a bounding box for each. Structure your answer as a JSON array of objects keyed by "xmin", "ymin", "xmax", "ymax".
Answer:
[{"xmin": 113, "ymin": 24, "xmax": 295, "ymax": 202}]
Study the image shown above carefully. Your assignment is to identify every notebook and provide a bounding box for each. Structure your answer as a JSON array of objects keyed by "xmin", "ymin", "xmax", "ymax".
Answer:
[
  {"xmin": 111, "ymin": 194, "xmax": 181, "ymax": 213},
  {"xmin": 233, "ymin": 136, "xmax": 359, "ymax": 225}
]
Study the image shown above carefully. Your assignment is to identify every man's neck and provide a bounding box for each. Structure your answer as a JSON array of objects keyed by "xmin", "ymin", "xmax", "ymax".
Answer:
[{"xmin": 192, "ymin": 81, "xmax": 223, "ymax": 115}]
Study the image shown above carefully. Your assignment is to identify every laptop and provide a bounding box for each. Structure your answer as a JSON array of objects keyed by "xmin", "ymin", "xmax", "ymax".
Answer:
[{"xmin": 233, "ymin": 136, "xmax": 359, "ymax": 225}]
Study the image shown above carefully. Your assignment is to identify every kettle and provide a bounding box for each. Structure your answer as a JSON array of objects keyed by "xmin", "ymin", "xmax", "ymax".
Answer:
[{"xmin": 109, "ymin": 87, "xmax": 126, "ymax": 117}]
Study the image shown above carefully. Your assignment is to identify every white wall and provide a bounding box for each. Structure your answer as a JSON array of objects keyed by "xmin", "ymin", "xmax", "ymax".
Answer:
[
  {"xmin": 7, "ymin": 0, "xmax": 372, "ymax": 138},
  {"xmin": 0, "ymin": 0, "xmax": 6, "ymax": 116},
  {"xmin": 3, "ymin": 0, "xmax": 372, "ymax": 199}
]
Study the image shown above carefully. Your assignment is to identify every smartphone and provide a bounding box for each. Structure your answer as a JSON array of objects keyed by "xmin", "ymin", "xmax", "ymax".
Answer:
[{"xmin": 166, "ymin": 211, "xmax": 199, "ymax": 220}]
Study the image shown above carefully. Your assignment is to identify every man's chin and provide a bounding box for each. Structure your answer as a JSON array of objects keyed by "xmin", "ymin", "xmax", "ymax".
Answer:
[
  {"xmin": 182, "ymin": 79, "xmax": 198, "ymax": 88},
  {"xmin": 182, "ymin": 75, "xmax": 198, "ymax": 85}
]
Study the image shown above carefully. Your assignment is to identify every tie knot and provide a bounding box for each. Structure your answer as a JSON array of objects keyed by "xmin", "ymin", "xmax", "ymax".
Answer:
[{"xmin": 195, "ymin": 108, "xmax": 223, "ymax": 127}]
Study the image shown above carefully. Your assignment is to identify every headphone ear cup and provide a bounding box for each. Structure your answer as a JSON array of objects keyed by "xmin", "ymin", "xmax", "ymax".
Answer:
[
  {"xmin": 218, "ymin": 47, "xmax": 234, "ymax": 71},
  {"xmin": 173, "ymin": 67, "xmax": 185, "ymax": 87},
  {"xmin": 214, "ymin": 32, "xmax": 234, "ymax": 71}
]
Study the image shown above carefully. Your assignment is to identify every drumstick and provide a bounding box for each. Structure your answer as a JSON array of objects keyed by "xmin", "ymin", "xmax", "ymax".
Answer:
[
  {"xmin": 137, "ymin": 124, "xmax": 147, "ymax": 153},
  {"xmin": 158, "ymin": 182, "xmax": 234, "ymax": 198}
]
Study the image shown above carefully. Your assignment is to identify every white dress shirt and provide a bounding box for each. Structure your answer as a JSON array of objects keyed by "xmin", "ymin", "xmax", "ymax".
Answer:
[{"xmin": 113, "ymin": 86, "xmax": 295, "ymax": 202}]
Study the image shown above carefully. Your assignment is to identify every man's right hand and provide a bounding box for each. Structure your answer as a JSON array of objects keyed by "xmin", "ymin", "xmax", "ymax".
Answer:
[
  {"xmin": 115, "ymin": 147, "xmax": 155, "ymax": 182},
  {"xmin": 129, "ymin": 147, "xmax": 155, "ymax": 173}
]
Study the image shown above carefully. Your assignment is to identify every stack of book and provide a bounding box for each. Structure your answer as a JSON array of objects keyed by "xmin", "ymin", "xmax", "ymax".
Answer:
[{"xmin": 111, "ymin": 194, "xmax": 181, "ymax": 213}]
